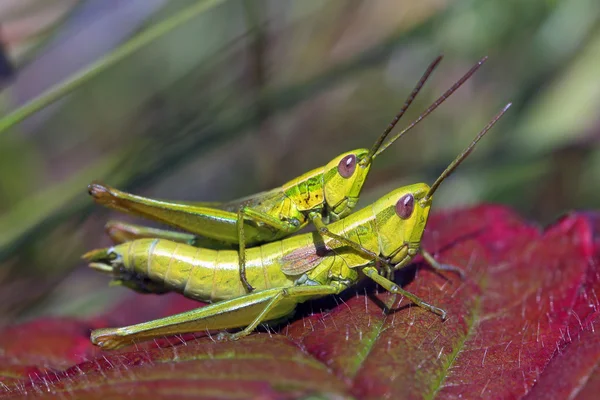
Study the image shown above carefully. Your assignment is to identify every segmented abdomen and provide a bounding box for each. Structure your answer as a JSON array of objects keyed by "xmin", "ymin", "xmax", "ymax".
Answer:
[{"xmin": 117, "ymin": 239, "xmax": 297, "ymax": 302}]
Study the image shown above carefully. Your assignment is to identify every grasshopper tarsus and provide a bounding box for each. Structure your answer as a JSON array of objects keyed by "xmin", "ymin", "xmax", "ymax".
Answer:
[
  {"xmin": 439, "ymin": 264, "xmax": 467, "ymax": 281},
  {"xmin": 240, "ymin": 274, "xmax": 255, "ymax": 293},
  {"xmin": 420, "ymin": 249, "xmax": 466, "ymax": 280},
  {"xmin": 437, "ymin": 308, "xmax": 448, "ymax": 321}
]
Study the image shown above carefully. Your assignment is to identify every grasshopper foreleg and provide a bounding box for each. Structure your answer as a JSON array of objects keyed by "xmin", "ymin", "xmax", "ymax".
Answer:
[
  {"xmin": 237, "ymin": 207, "xmax": 299, "ymax": 292},
  {"xmin": 362, "ymin": 266, "xmax": 447, "ymax": 320},
  {"xmin": 91, "ymin": 283, "xmax": 344, "ymax": 350},
  {"xmin": 421, "ymin": 249, "xmax": 466, "ymax": 280},
  {"xmin": 310, "ymin": 213, "xmax": 395, "ymax": 278}
]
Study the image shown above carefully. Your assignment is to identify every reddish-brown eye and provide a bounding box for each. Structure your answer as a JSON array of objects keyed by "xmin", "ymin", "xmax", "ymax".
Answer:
[
  {"xmin": 338, "ymin": 154, "xmax": 356, "ymax": 178},
  {"xmin": 395, "ymin": 194, "xmax": 414, "ymax": 219}
]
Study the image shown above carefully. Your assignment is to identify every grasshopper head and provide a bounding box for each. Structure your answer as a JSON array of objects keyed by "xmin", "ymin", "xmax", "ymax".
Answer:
[
  {"xmin": 372, "ymin": 184, "xmax": 432, "ymax": 264},
  {"xmin": 323, "ymin": 148, "xmax": 372, "ymax": 221}
]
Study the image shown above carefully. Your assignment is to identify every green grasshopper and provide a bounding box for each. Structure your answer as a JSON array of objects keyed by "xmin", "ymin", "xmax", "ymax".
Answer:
[
  {"xmin": 84, "ymin": 103, "xmax": 510, "ymax": 350},
  {"xmin": 88, "ymin": 56, "xmax": 487, "ymax": 292}
]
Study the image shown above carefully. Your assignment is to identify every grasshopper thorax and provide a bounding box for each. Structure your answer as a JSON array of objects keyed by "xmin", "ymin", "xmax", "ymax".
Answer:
[{"xmin": 323, "ymin": 148, "xmax": 372, "ymax": 221}]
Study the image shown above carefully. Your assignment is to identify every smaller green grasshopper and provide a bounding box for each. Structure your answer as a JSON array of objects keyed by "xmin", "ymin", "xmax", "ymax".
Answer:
[
  {"xmin": 88, "ymin": 56, "xmax": 487, "ymax": 293},
  {"xmin": 84, "ymin": 102, "xmax": 510, "ymax": 350}
]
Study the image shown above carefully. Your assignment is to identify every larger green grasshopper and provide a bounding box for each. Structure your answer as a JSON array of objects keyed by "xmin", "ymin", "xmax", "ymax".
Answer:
[
  {"xmin": 84, "ymin": 103, "xmax": 510, "ymax": 350},
  {"xmin": 88, "ymin": 56, "xmax": 487, "ymax": 292}
]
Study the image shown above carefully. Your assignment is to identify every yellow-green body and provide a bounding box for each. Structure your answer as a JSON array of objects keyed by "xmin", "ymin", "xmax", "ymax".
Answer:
[
  {"xmin": 100, "ymin": 183, "xmax": 430, "ymax": 301},
  {"xmin": 85, "ymin": 183, "xmax": 436, "ymax": 349},
  {"xmin": 90, "ymin": 148, "xmax": 370, "ymax": 247},
  {"xmin": 118, "ymin": 238, "xmax": 297, "ymax": 301}
]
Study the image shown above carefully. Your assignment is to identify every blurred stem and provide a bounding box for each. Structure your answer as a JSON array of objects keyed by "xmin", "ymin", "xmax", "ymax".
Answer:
[
  {"xmin": 243, "ymin": 0, "xmax": 277, "ymax": 187},
  {"xmin": 0, "ymin": 0, "xmax": 228, "ymax": 134},
  {"xmin": 0, "ymin": 151, "xmax": 126, "ymax": 254},
  {"xmin": 0, "ymin": 41, "xmax": 14, "ymax": 89}
]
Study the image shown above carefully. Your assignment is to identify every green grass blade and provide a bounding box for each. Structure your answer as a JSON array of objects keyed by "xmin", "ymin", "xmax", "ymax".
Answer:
[{"xmin": 0, "ymin": 0, "xmax": 228, "ymax": 134}]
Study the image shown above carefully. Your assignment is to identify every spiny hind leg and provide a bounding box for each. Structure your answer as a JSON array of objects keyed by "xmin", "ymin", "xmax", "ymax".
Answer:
[
  {"xmin": 362, "ymin": 266, "xmax": 447, "ymax": 320},
  {"xmin": 105, "ymin": 220, "xmax": 197, "ymax": 245},
  {"xmin": 237, "ymin": 206, "xmax": 299, "ymax": 293},
  {"xmin": 88, "ymin": 182, "xmax": 241, "ymax": 238},
  {"xmin": 104, "ymin": 220, "xmax": 230, "ymax": 249},
  {"xmin": 217, "ymin": 283, "xmax": 345, "ymax": 341},
  {"xmin": 91, "ymin": 284, "xmax": 343, "ymax": 350}
]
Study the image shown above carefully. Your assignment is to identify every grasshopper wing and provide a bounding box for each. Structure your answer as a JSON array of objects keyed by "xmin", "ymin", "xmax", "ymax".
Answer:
[
  {"xmin": 217, "ymin": 187, "xmax": 284, "ymax": 212},
  {"xmin": 280, "ymin": 234, "xmax": 331, "ymax": 275}
]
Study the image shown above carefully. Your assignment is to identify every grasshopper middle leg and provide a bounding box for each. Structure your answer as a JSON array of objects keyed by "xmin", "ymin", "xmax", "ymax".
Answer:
[
  {"xmin": 362, "ymin": 266, "xmax": 447, "ymax": 319},
  {"xmin": 421, "ymin": 249, "xmax": 466, "ymax": 280},
  {"xmin": 236, "ymin": 207, "xmax": 299, "ymax": 292},
  {"xmin": 310, "ymin": 212, "xmax": 396, "ymax": 279}
]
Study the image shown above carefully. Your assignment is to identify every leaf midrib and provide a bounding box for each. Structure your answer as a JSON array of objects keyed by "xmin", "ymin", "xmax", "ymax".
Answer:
[{"xmin": 427, "ymin": 277, "xmax": 487, "ymax": 399}]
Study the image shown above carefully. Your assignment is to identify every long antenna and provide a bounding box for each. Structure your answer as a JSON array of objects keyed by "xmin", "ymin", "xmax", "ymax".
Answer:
[
  {"xmin": 424, "ymin": 103, "xmax": 512, "ymax": 201},
  {"xmin": 373, "ymin": 56, "xmax": 488, "ymax": 158},
  {"xmin": 362, "ymin": 55, "xmax": 443, "ymax": 166}
]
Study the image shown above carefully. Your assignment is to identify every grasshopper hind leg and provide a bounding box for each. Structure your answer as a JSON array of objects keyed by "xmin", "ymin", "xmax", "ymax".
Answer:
[
  {"xmin": 104, "ymin": 220, "xmax": 197, "ymax": 245},
  {"xmin": 236, "ymin": 207, "xmax": 301, "ymax": 293},
  {"xmin": 91, "ymin": 283, "xmax": 345, "ymax": 350},
  {"xmin": 104, "ymin": 220, "xmax": 232, "ymax": 249}
]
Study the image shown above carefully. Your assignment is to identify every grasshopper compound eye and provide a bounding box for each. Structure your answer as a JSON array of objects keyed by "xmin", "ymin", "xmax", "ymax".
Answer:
[
  {"xmin": 338, "ymin": 154, "xmax": 357, "ymax": 178},
  {"xmin": 395, "ymin": 194, "xmax": 414, "ymax": 219}
]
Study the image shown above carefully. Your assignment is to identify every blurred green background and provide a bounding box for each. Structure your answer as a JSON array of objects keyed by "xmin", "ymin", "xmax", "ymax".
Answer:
[{"xmin": 0, "ymin": 0, "xmax": 598, "ymax": 325}]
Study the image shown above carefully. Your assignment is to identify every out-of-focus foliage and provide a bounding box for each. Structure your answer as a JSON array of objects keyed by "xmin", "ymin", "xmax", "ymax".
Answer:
[
  {"xmin": 0, "ymin": 0, "xmax": 598, "ymax": 326},
  {"xmin": 0, "ymin": 0, "xmax": 79, "ymax": 60}
]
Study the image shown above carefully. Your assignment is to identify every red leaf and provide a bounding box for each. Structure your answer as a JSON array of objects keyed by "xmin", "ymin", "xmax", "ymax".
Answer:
[
  {"xmin": 0, "ymin": 205, "xmax": 598, "ymax": 399},
  {"xmin": 524, "ymin": 212, "xmax": 600, "ymax": 400}
]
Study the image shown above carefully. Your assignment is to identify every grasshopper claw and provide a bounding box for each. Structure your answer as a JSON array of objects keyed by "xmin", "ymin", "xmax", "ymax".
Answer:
[
  {"xmin": 441, "ymin": 263, "xmax": 467, "ymax": 280},
  {"xmin": 437, "ymin": 308, "xmax": 448, "ymax": 321}
]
